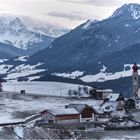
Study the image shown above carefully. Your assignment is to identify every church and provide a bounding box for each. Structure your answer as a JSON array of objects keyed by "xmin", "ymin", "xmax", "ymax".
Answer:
[
  {"xmin": 132, "ymin": 62, "xmax": 139, "ymax": 97},
  {"xmin": 126, "ymin": 62, "xmax": 140, "ymax": 109}
]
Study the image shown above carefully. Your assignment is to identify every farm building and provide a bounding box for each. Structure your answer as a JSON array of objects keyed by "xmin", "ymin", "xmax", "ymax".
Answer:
[
  {"xmin": 90, "ymin": 89, "xmax": 113, "ymax": 100},
  {"xmin": 65, "ymin": 104, "xmax": 95, "ymax": 122},
  {"xmin": 40, "ymin": 108, "xmax": 80, "ymax": 125}
]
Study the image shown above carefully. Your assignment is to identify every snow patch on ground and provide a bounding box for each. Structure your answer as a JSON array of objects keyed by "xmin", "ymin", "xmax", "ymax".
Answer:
[
  {"xmin": 0, "ymin": 64, "xmax": 13, "ymax": 74},
  {"xmin": 14, "ymin": 56, "xmax": 29, "ymax": 62},
  {"xmin": 130, "ymin": 4, "xmax": 140, "ymax": 20},
  {"xmin": 14, "ymin": 126, "xmax": 24, "ymax": 138},
  {"xmin": 52, "ymin": 70, "xmax": 84, "ymax": 79},
  {"xmin": 124, "ymin": 24, "xmax": 131, "ymax": 27},
  {"xmin": 0, "ymin": 59, "xmax": 8, "ymax": 63},
  {"xmin": 81, "ymin": 64, "xmax": 133, "ymax": 82},
  {"xmin": 3, "ymin": 63, "xmax": 45, "ymax": 81},
  {"xmin": 0, "ymin": 58, "xmax": 44, "ymax": 81},
  {"xmin": 28, "ymin": 76, "xmax": 43, "ymax": 81},
  {"xmin": 100, "ymin": 65, "xmax": 107, "ymax": 73}
]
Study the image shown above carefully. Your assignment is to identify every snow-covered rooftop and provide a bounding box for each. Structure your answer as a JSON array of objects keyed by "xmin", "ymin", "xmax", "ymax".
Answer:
[
  {"xmin": 66, "ymin": 104, "xmax": 88, "ymax": 113},
  {"xmin": 106, "ymin": 93, "xmax": 120, "ymax": 101},
  {"xmin": 44, "ymin": 108, "xmax": 79, "ymax": 116},
  {"xmin": 101, "ymin": 101, "xmax": 118, "ymax": 112},
  {"xmin": 96, "ymin": 89, "xmax": 113, "ymax": 93}
]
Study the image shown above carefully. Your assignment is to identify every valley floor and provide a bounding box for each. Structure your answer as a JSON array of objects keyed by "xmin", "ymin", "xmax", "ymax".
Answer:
[
  {"xmin": 0, "ymin": 81, "xmax": 94, "ymax": 124},
  {"xmin": 0, "ymin": 81, "xmax": 140, "ymax": 139}
]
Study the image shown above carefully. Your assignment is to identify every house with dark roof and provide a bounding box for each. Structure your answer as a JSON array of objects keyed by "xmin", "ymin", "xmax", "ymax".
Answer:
[{"xmin": 90, "ymin": 89, "xmax": 113, "ymax": 100}]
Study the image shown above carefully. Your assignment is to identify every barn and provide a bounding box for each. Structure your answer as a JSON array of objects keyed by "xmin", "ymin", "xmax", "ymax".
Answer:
[
  {"xmin": 65, "ymin": 104, "xmax": 95, "ymax": 122},
  {"xmin": 90, "ymin": 89, "xmax": 113, "ymax": 100},
  {"xmin": 40, "ymin": 108, "xmax": 80, "ymax": 125}
]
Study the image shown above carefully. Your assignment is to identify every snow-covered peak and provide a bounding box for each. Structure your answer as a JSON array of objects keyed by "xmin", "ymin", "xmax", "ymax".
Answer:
[
  {"xmin": 0, "ymin": 14, "xmax": 69, "ymax": 50},
  {"xmin": 32, "ymin": 26, "xmax": 69, "ymax": 38},
  {"xmin": 82, "ymin": 19, "xmax": 98, "ymax": 30},
  {"xmin": 9, "ymin": 17, "xmax": 25, "ymax": 28},
  {"xmin": 112, "ymin": 3, "xmax": 140, "ymax": 20},
  {"xmin": 0, "ymin": 14, "xmax": 69, "ymax": 36}
]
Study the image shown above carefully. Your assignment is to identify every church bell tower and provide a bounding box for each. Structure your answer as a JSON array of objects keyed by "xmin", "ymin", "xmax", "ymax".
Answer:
[{"xmin": 132, "ymin": 62, "xmax": 139, "ymax": 97}]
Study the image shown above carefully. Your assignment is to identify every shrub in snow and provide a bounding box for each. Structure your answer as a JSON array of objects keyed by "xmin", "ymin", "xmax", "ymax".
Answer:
[
  {"xmin": 89, "ymin": 88, "xmax": 96, "ymax": 97},
  {"xmin": 78, "ymin": 86, "xmax": 82, "ymax": 92},
  {"xmin": 83, "ymin": 86, "xmax": 89, "ymax": 94},
  {"xmin": 73, "ymin": 90, "xmax": 78, "ymax": 95},
  {"xmin": 68, "ymin": 89, "xmax": 72, "ymax": 96},
  {"xmin": 67, "ymin": 86, "xmax": 91, "ymax": 98}
]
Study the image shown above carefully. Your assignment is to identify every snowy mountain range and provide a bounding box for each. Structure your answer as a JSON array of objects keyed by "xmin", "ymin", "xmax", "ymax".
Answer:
[
  {"xmin": 1, "ymin": 3, "xmax": 140, "ymax": 95},
  {"xmin": 0, "ymin": 14, "xmax": 69, "ymax": 58},
  {"xmin": 29, "ymin": 3, "xmax": 140, "ymax": 71}
]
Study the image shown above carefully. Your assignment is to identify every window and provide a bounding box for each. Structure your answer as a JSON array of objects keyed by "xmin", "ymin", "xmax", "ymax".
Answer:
[{"xmin": 48, "ymin": 120, "xmax": 54, "ymax": 124}]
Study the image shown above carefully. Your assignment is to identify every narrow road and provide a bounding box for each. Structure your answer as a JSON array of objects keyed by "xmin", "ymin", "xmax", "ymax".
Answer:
[{"xmin": 0, "ymin": 114, "xmax": 40, "ymax": 127}]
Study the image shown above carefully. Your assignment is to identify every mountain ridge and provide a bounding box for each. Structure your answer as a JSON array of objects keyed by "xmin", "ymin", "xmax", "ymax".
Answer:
[
  {"xmin": 0, "ymin": 14, "xmax": 69, "ymax": 56},
  {"xmin": 29, "ymin": 3, "xmax": 140, "ymax": 72},
  {"xmin": 1, "ymin": 3, "xmax": 140, "ymax": 95}
]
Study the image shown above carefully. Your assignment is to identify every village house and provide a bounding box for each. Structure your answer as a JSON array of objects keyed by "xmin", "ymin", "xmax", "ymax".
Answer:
[
  {"xmin": 65, "ymin": 104, "xmax": 95, "ymax": 123},
  {"xmin": 90, "ymin": 89, "xmax": 113, "ymax": 100},
  {"xmin": 98, "ymin": 93, "xmax": 126, "ymax": 118},
  {"xmin": 125, "ymin": 98, "xmax": 135, "ymax": 109},
  {"xmin": 133, "ymin": 98, "xmax": 140, "ymax": 109},
  {"xmin": 91, "ymin": 101, "xmax": 126, "ymax": 124},
  {"xmin": 100, "ymin": 101, "xmax": 127, "ymax": 119},
  {"xmin": 126, "ymin": 97, "xmax": 140, "ymax": 109},
  {"xmin": 90, "ymin": 93, "xmax": 126, "ymax": 123},
  {"xmin": 40, "ymin": 108, "xmax": 80, "ymax": 125},
  {"xmin": 92, "ymin": 108, "xmax": 111, "ymax": 123},
  {"xmin": 91, "ymin": 105, "xmax": 111, "ymax": 123}
]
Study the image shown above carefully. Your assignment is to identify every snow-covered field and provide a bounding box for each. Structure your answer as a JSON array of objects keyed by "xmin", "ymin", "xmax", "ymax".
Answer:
[
  {"xmin": 3, "ymin": 81, "xmax": 91, "ymax": 97},
  {"xmin": 0, "ymin": 81, "xmax": 95, "ymax": 124}
]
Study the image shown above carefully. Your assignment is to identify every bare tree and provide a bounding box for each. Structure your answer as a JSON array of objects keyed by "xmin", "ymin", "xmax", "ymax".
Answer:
[
  {"xmin": 68, "ymin": 89, "xmax": 72, "ymax": 97},
  {"xmin": 83, "ymin": 86, "xmax": 89, "ymax": 94}
]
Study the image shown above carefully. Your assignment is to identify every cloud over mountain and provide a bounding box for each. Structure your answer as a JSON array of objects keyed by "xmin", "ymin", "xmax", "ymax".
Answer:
[
  {"xmin": 59, "ymin": 0, "xmax": 120, "ymax": 7},
  {"xmin": 47, "ymin": 11, "xmax": 94, "ymax": 21}
]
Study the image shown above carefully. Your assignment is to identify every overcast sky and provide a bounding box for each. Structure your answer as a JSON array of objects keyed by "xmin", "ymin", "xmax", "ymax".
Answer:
[{"xmin": 0, "ymin": 0, "xmax": 140, "ymax": 28}]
